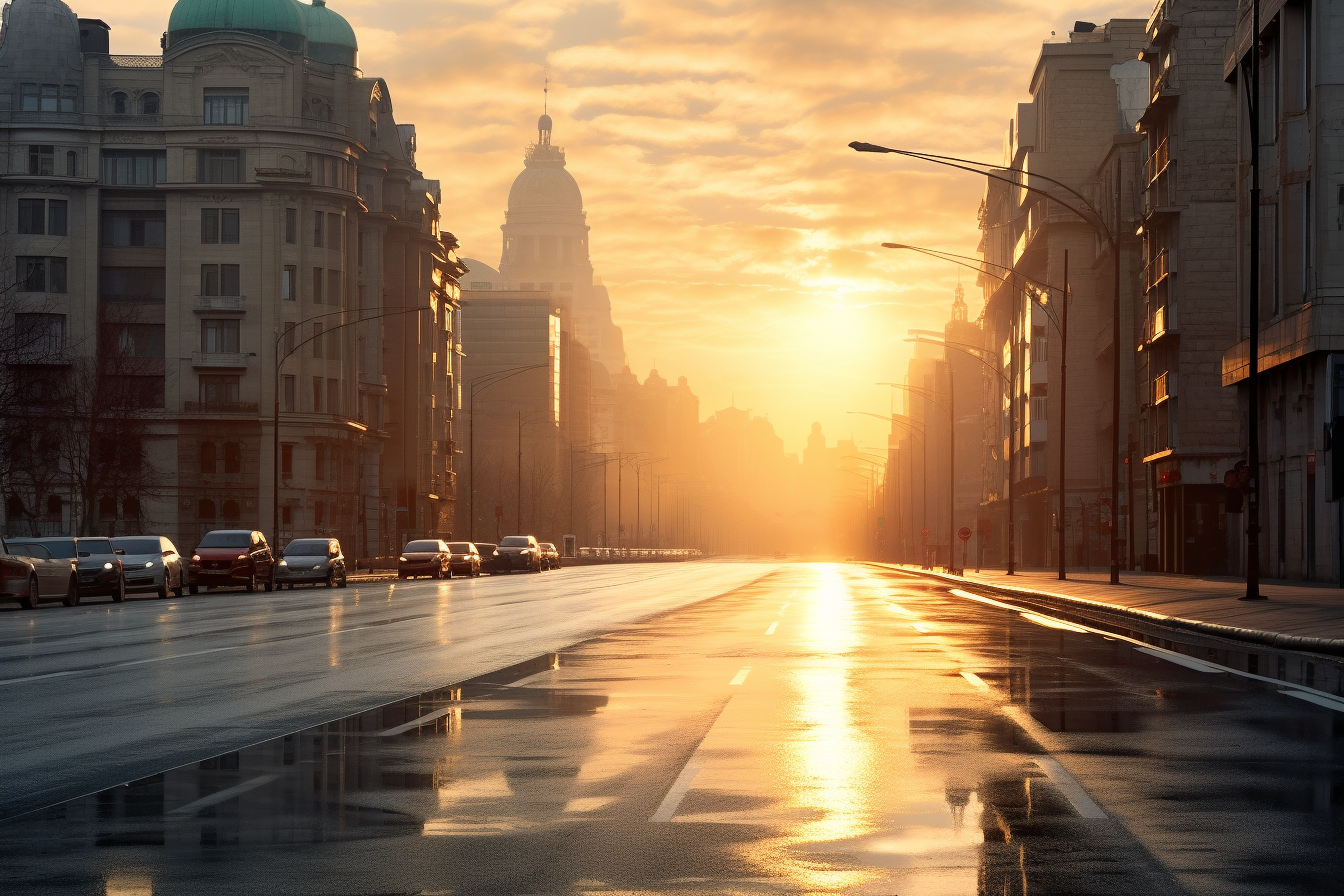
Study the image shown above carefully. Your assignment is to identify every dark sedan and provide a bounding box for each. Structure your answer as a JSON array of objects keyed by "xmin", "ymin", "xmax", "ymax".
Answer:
[
  {"xmin": 399, "ymin": 539, "xmax": 449, "ymax": 579},
  {"xmin": 475, "ymin": 543, "xmax": 504, "ymax": 575},
  {"xmin": 497, "ymin": 535, "xmax": 542, "ymax": 573},
  {"xmin": 446, "ymin": 542, "xmax": 481, "ymax": 577},
  {"xmin": 276, "ymin": 538, "xmax": 347, "ymax": 588}
]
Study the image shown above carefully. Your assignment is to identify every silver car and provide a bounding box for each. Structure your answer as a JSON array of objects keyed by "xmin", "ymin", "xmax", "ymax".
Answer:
[
  {"xmin": 112, "ymin": 535, "xmax": 186, "ymax": 600},
  {"xmin": 276, "ymin": 538, "xmax": 347, "ymax": 589}
]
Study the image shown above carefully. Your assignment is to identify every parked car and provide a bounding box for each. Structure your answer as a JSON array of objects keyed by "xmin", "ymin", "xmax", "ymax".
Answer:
[
  {"xmin": 1, "ymin": 537, "xmax": 78, "ymax": 608},
  {"xmin": 539, "ymin": 542, "xmax": 560, "ymax": 570},
  {"xmin": 497, "ymin": 535, "xmax": 542, "ymax": 573},
  {"xmin": 189, "ymin": 530, "xmax": 275, "ymax": 593},
  {"xmin": 11, "ymin": 536, "xmax": 126, "ymax": 602},
  {"xmin": 277, "ymin": 538, "xmax": 347, "ymax": 588},
  {"xmin": 475, "ymin": 543, "xmax": 504, "ymax": 575},
  {"xmin": 399, "ymin": 539, "xmax": 450, "ymax": 579},
  {"xmin": 112, "ymin": 535, "xmax": 185, "ymax": 599},
  {"xmin": 446, "ymin": 542, "xmax": 481, "ymax": 577}
]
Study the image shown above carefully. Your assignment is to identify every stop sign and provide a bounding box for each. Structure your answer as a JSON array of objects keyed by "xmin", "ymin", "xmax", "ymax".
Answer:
[{"xmin": 957, "ymin": 526, "xmax": 972, "ymax": 541}]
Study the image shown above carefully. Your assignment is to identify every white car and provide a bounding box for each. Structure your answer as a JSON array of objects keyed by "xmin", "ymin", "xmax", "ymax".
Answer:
[{"xmin": 111, "ymin": 535, "xmax": 186, "ymax": 599}]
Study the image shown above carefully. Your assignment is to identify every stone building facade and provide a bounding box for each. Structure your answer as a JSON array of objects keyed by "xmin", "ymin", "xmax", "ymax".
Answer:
[{"xmin": 0, "ymin": 0, "xmax": 460, "ymax": 555}]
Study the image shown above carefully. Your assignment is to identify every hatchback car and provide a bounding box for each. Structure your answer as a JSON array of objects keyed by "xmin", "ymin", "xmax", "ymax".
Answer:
[
  {"xmin": 1, "ymin": 537, "xmax": 78, "ymax": 607},
  {"xmin": 446, "ymin": 542, "xmax": 481, "ymax": 577},
  {"xmin": 189, "ymin": 530, "xmax": 275, "ymax": 593},
  {"xmin": 276, "ymin": 538, "xmax": 347, "ymax": 588},
  {"xmin": 475, "ymin": 543, "xmax": 504, "ymax": 575},
  {"xmin": 497, "ymin": 535, "xmax": 542, "ymax": 573},
  {"xmin": 112, "ymin": 535, "xmax": 185, "ymax": 599},
  {"xmin": 11, "ymin": 537, "xmax": 126, "ymax": 602},
  {"xmin": 539, "ymin": 542, "xmax": 560, "ymax": 570},
  {"xmin": 399, "ymin": 539, "xmax": 449, "ymax": 579}
]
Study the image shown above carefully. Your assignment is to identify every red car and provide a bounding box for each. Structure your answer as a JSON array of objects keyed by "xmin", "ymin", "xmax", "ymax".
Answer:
[
  {"xmin": 399, "ymin": 539, "xmax": 450, "ymax": 579},
  {"xmin": 189, "ymin": 529, "xmax": 276, "ymax": 593}
]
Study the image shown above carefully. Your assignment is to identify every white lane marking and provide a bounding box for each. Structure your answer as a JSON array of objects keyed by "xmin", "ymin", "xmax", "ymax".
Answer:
[
  {"xmin": 764, "ymin": 622, "xmax": 778, "ymax": 635},
  {"xmin": 649, "ymin": 756, "xmax": 705, "ymax": 822},
  {"xmin": 166, "ymin": 774, "xmax": 280, "ymax": 816},
  {"xmin": 729, "ymin": 666, "xmax": 751, "ymax": 686},
  {"xmin": 960, "ymin": 671, "xmax": 990, "ymax": 691},
  {"xmin": 1020, "ymin": 612, "xmax": 1089, "ymax": 633},
  {"xmin": 1000, "ymin": 705, "xmax": 1063, "ymax": 753},
  {"xmin": 780, "ymin": 602, "xmax": 791, "ymax": 612},
  {"xmin": 378, "ymin": 706, "xmax": 456, "ymax": 737},
  {"xmin": 887, "ymin": 602, "xmax": 918, "ymax": 617},
  {"xmin": 911, "ymin": 622, "xmax": 931, "ymax": 634},
  {"xmin": 1135, "ymin": 646, "xmax": 1225, "ymax": 674},
  {"xmin": 1280, "ymin": 689, "xmax": 1344, "ymax": 713},
  {"xmin": 1033, "ymin": 757, "xmax": 1106, "ymax": 819}
]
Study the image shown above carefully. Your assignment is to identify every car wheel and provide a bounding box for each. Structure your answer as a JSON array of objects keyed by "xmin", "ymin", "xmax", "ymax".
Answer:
[
  {"xmin": 174, "ymin": 569, "xmax": 185, "ymax": 597},
  {"xmin": 189, "ymin": 584, "xmax": 199, "ymax": 595},
  {"xmin": 112, "ymin": 577, "xmax": 126, "ymax": 602},
  {"xmin": 326, "ymin": 570, "xmax": 335, "ymax": 588},
  {"xmin": 246, "ymin": 572, "xmax": 257, "ymax": 593},
  {"xmin": 63, "ymin": 576, "xmax": 79, "ymax": 607},
  {"xmin": 20, "ymin": 575, "xmax": 38, "ymax": 610},
  {"xmin": 157, "ymin": 577, "xmax": 170, "ymax": 600},
  {"xmin": 264, "ymin": 575, "xmax": 274, "ymax": 593},
  {"xmin": 339, "ymin": 572, "xmax": 348, "ymax": 588}
]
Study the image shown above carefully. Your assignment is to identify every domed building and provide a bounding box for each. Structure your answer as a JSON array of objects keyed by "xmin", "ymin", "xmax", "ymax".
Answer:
[{"xmin": 0, "ymin": 0, "xmax": 462, "ymax": 556}]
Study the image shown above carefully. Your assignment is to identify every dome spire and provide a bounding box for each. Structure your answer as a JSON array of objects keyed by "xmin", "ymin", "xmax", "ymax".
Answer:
[{"xmin": 537, "ymin": 69, "xmax": 552, "ymax": 146}]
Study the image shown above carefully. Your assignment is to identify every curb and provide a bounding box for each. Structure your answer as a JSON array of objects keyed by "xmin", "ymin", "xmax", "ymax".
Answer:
[{"xmin": 876, "ymin": 563, "xmax": 1344, "ymax": 660}]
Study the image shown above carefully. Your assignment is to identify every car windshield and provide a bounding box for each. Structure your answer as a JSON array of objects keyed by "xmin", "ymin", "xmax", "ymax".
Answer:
[
  {"xmin": 404, "ymin": 540, "xmax": 440, "ymax": 552},
  {"xmin": 198, "ymin": 532, "xmax": 251, "ymax": 548},
  {"xmin": 500, "ymin": 536, "xmax": 530, "ymax": 547},
  {"xmin": 9, "ymin": 543, "xmax": 49, "ymax": 560},
  {"xmin": 447, "ymin": 543, "xmax": 472, "ymax": 552},
  {"xmin": 476, "ymin": 544, "xmax": 497, "ymax": 552},
  {"xmin": 78, "ymin": 538, "xmax": 115, "ymax": 557},
  {"xmin": 23, "ymin": 539, "xmax": 76, "ymax": 559},
  {"xmin": 112, "ymin": 537, "xmax": 162, "ymax": 555},
  {"xmin": 285, "ymin": 540, "xmax": 329, "ymax": 557}
]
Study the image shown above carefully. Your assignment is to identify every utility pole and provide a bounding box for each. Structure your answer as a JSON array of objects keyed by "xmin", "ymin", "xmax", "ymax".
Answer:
[
  {"xmin": 1110, "ymin": 161, "xmax": 1123, "ymax": 583},
  {"xmin": 1242, "ymin": 0, "xmax": 1264, "ymax": 601},
  {"xmin": 516, "ymin": 410, "xmax": 522, "ymax": 533},
  {"xmin": 1059, "ymin": 250, "xmax": 1069, "ymax": 580}
]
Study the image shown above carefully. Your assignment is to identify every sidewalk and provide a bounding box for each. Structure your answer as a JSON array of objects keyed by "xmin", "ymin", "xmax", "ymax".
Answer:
[{"xmin": 888, "ymin": 564, "xmax": 1344, "ymax": 648}]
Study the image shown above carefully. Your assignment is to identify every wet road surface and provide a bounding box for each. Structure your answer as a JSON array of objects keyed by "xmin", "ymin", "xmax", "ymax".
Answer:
[{"xmin": 3, "ymin": 563, "xmax": 1343, "ymax": 895}]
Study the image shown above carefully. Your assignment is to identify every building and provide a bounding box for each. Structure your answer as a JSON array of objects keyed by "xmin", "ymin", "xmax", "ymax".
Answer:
[
  {"xmin": 0, "ymin": 0, "xmax": 460, "ymax": 555},
  {"xmin": 1135, "ymin": 0, "xmax": 1242, "ymax": 574},
  {"xmin": 1222, "ymin": 0, "xmax": 1341, "ymax": 581}
]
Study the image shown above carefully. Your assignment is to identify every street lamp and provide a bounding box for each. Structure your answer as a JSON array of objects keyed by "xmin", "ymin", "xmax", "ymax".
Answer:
[
  {"xmin": 467, "ymin": 364, "xmax": 548, "ymax": 541},
  {"xmin": 877, "ymin": 380, "xmax": 958, "ymax": 572},
  {"xmin": 849, "ymin": 410, "xmax": 925, "ymax": 563},
  {"xmin": 855, "ymin": 139, "xmax": 1125, "ymax": 585}
]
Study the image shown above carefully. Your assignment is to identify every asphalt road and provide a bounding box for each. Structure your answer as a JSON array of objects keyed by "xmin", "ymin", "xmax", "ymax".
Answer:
[{"xmin": 3, "ymin": 562, "xmax": 1343, "ymax": 895}]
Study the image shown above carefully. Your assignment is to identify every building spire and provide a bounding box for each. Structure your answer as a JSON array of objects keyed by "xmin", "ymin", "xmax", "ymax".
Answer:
[
  {"xmin": 951, "ymin": 281, "xmax": 967, "ymax": 322},
  {"xmin": 537, "ymin": 69, "xmax": 553, "ymax": 146}
]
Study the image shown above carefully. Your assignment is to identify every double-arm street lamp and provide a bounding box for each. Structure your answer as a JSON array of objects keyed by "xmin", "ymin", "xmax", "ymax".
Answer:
[{"xmin": 855, "ymin": 140, "xmax": 1126, "ymax": 585}]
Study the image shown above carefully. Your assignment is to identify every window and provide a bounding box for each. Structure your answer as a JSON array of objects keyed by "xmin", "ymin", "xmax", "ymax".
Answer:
[
  {"xmin": 99, "ymin": 267, "xmax": 165, "ymax": 303},
  {"xmin": 66, "ymin": 151, "xmax": 77, "ymax": 177},
  {"xmin": 112, "ymin": 92, "xmax": 127, "ymax": 114},
  {"xmin": 19, "ymin": 84, "xmax": 38, "ymax": 111},
  {"xmin": 59, "ymin": 85, "xmax": 77, "ymax": 112},
  {"xmin": 16, "ymin": 257, "xmax": 66, "ymax": 293},
  {"xmin": 310, "ymin": 154, "xmax": 350, "ymax": 190},
  {"xmin": 28, "ymin": 145, "xmax": 54, "ymax": 175},
  {"xmin": 327, "ymin": 213, "xmax": 342, "ymax": 248},
  {"xmin": 201, "ymin": 208, "xmax": 240, "ymax": 243},
  {"xmin": 201, "ymin": 319, "xmax": 240, "ymax": 353},
  {"xmin": 327, "ymin": 269, "xmax": 342, "ymax": 307},
  {"xmin": 108, "ymin": 323, "xmax": 165, "ymax": 358},
  {"xmin": 314, "ymin": 501, "xmax": 325, "ymax": 529},
  {"xmin": 281, "ymin": 506, "xmax": 292, "ymax": 526},
  {"xmin": 112, "ymin": 376, "xmax": 164, "ymax": 409},
  {"xmin": 312, "ymin": 322, "xmax": 323, "ymax": 359},
  {"xmin": 312, "ymin": 267, "xmax": 323, "ymax": 304},
  {"xmin": 312, "ymin": 377, "xmax": 323, "ymax": 412},
  {"xmin": 281, "ymin": 443, "xmax": 294, "ymax": 478},
  {"xmin": 313, "ymin": 211, "xmax": 324, "ymax": 247},
  {"xmin": 327, "ymin": 323, "xmax": 340, "ymax": 360},
  {"xmin": 102, "ymin": 210, "xmax": 164, "ymax": 246},
  {"xmin": 327, "ymin": 378, "xmax": 340, "ymax": 415},
  {"xmin": 223, "ymin": 442, "xmax": 242, "ymax": 474},
  {"xmin": 198, "ymin": 149, "xmax": 242, "ymax": 184},
  {"xmin": 315, "ymin": 443, "xmax": 326, "ymax": 480},
  {"xmin": 221, "ymin": 500, "xmax": 241, "ymax": 522},
  {"xmin": 282, "ymin": 321, "xmax": 296, "ymax": 355},
  {"xmin": 284, "ymin": 208, "xmax": 297, "ymax": 244},
  {"xmin": 140, "ymin": 93, "xmax": 159, "ymax": 115},
  {"xmin": 199, "ymin": 498, "xmax": 217, "ymax": 520},
  {"xmin": 101, "ymin": 150, "xmax": 166, "ymax": 186},
  {"xmin": 203, "ymin": 89, "xmax": 248, "ymax": 125},
  {"xmin": 14, "ymin": 313, "xmax": 64, "ymax": 356},
  {"xmin": 200, "ymin": 264, "xmax": 241, "ymax": 296},
  {"xmin": 19, "ymin": 199, "xmax": 66, "ymax": 235},
  {"xmin": 283, "ymin": 376, "xmax": 295, "ymax": 413},
  {"xmin": 200, "ymin": 442, "xmax": 217, "ymax": 474},
  {"xmin": 199, "ymin": 375, "xmax": 239, "ymax": 405},
  {"xmin": 282, "ymin": 266, "xmax": 296, "ymax": 301}
]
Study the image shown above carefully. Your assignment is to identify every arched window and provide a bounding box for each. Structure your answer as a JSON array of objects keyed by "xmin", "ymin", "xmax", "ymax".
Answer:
[
  {"xmin": 199, "ymin": 442, "xmax": 216, "ymax": 474},
  {"xmin": 123, "ymin": 497, "xmax": 140, "ymax": 519},
  {"xmin": 139, "ymin": 93, "xmax": 159, "ymax": 115},
  {"xmin": 223, "ymin": 441, "xmax": 242, "ymax": 474},
  {"xmin": 45, "ymin": 495, "xmax": 62, "ymax": 520},
  {"xmin": 315, "ymin": 443, "xmax": 326, "ymax": 480},
  {"xmin": 66, "ymin": 151, "xmax": 77, "ymax": 177},
  {"xmin": 98, "ymin": 496, "xmax": 117, "ymax": 519},
  {"xmin": 111, "ymin": 92, "xmax": 127, "ymax": 114},
  {"xmin": 221, "ymin": 499, "xmax": 241, "ymax": 521},
  {"xmin": 198, "ymin": 498, "xmax": 216, "ymax": 520}
]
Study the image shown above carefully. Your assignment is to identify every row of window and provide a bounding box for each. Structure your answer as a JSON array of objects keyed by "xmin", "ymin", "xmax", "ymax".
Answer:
[
  {"xmin": 208, "ymin": 373, "xmax": 344, "ymax": 418},
  {"xmin": 18, "ymin": 83, "xmax": 78, "ymax": 113},
  {"xmin": 18, "ymin": 199, "xmax": 66, "ymax": 236},
  {"xmin": 15, "ymin": 257, "xmax": 347, "ymax": 303},
  {"xmin": 109, "ymin": 92, "xmax": 160, "ymax": 115}
]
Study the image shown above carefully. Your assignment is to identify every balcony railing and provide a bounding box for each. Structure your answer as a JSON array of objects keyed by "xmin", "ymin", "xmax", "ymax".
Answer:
[
  {"xmin": 1145, "ymin": 138, "xmax": 1169, "ymax": 185},
  {"xmin": 1154, "ymin": 371, "xmax": 1176, "ymax": 404},
  {"xmin": 1144, "ymin": 248, "xmax": 1171, "ymax": 290},
  {"xmin": 1143, "ymin": 159, "xmax": 1177, "ymax": 215},
  {"xmin": 183, "ymin": 401, "xmax": 259, "ymax": 414},
  {"xmin": 194, "ymin": 295, "xmax": 245, "ymax": 312},
  {"xmin": 1153, "ymin": 305, "xmax": 1168, "ymax": 339},
  {"xmin": 191, "ymin": 351, "xmax": 247, "ymax": 368}
]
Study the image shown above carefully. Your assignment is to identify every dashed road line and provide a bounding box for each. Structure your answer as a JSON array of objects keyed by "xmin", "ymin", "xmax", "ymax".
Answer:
[{"xmin": 729, "ymin": 666, "xmax": 751, "ymax": 686}]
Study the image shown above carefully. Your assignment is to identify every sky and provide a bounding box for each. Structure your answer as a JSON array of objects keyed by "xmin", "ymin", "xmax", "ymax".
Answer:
[{"xmin": 109, "ymin": 0, "xmax": 1150, "ymax": 454}]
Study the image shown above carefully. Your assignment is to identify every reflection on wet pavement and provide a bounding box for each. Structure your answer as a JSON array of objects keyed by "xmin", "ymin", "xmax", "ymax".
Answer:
[{"xmin": 3, "ymin": 564, "xmax": 1343, "ymax": 894}]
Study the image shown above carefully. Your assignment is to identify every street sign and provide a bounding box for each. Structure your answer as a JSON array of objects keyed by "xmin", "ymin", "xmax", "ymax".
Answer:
[
  {"xmin": 920, "ymin": 528, "xmax": 929, "ymax": 538},
  {"xmin": 957, "ymin": 526, "xmax": 972, "ymax": 542}
]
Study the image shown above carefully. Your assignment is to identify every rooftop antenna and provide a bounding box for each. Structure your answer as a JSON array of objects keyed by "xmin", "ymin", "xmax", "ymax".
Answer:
[{"xmin": 544, "ymin": 67, "xmax": 549, "ymax": 114}]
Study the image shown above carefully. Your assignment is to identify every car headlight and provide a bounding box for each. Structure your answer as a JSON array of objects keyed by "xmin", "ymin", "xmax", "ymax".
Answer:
[
  {"xmin": 191, "ymin": 554, "xmax": 200, "ymax": 562},
  {"xmin": 278, "ymin": 559, "xmax": 288, "ymax": 567},
  {"xmin": 144, "ymin": 561, "xmax": 154, "ymax": 568},
  {"xmin": 312, "ymin": 564, "xmax": 323, "ymax": 571},
  {"xmin": 236, "ymin": 554, "xmax": 248, "ymax": 561},
  {"xmin": 103, "ymin": 562, "xmax": 114, "ymax": 570},
  {"xmin": 399, "ymin": 556, "xmax": 408, "ymax": 562}
]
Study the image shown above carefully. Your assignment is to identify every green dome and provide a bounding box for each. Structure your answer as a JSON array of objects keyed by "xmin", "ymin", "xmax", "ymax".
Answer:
[
  {"xmin": 301, "ymin": 0, "xmax": 357, "ymax": 65},
  {"xmin": 167, "ymin": 0, "xmax": 306, "ymax": 51}
]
